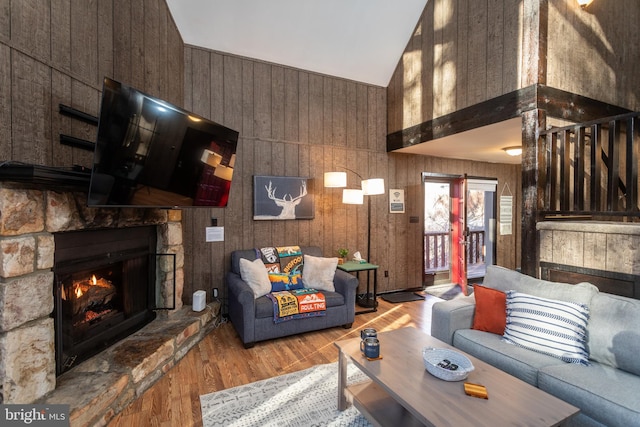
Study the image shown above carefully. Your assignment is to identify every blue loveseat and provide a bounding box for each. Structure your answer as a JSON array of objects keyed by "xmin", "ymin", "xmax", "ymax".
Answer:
[{"xmin": 226, "ymin": 246, "xmax": 358, "ymax": 348}]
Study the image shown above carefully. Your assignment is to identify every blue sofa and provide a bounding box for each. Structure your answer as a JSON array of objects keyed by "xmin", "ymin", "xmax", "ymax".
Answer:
[
  {"xmin": 226, "ymin": 246, "xmax": 358, "ymax": 348},
  {"xmin": 431, "ymin": 265, "xmax": 640, "ymax": 427}
]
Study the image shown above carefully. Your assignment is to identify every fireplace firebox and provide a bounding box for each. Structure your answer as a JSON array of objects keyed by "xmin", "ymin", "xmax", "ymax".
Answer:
[{"xmin": 53, "ymin": 226, "xmax": 173, "ymax": 375}]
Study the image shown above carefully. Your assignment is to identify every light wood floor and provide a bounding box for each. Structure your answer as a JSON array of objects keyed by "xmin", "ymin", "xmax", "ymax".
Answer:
[{"xmin": 109, "ymin": 295, "xmax": 440, "ymax": 427}]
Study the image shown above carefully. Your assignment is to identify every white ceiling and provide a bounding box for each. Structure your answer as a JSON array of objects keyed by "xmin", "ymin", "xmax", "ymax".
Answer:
[
  {"xmin": 166, "ymin": 0, "xmax": 428, "ymax": 87},
  {"xmin": 166, "ymin": 0, "xmax": 522, "ymax": 164},
  {"xmin": 395, "ymin": 118, "xmax": 523, "ymax": 164}
]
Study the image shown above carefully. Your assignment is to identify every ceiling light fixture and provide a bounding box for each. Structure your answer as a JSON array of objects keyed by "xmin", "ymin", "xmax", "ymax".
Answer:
[{"xmin": 502, "ymin": 146, "xmax": 522, "ymax": 156}]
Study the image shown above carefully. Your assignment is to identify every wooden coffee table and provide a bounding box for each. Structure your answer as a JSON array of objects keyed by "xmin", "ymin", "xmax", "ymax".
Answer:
[{"xmin": 335, "ymin": 326, "xmax": 579, "ymax": 427}]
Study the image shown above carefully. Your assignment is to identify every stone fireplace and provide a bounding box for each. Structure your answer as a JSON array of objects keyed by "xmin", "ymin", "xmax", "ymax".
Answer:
[{"xmin": 0, "ymin": 182, "xmax": 217, "ymax": 425}]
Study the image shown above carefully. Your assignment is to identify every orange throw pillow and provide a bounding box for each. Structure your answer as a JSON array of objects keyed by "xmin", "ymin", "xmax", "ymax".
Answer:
[{"xmin": 472, "ymin": 284, "xmax": 507, "ymax": 335}]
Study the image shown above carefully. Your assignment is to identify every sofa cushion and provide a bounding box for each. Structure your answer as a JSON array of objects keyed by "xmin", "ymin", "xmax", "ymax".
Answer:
[
  {"xmin": 503, "ymin": 291, "xmax": 590, "ymax": 365},
  {"xmin": 483, "ymin": 265, "xmax": 599, "ymax": 306},
  {"xmin": 302, "ymin": 254, "xmax": 338, "ymax": 292},
  {"xmin": 539, "ymin": 362, "xmax": 640, "ymax": 427},
  {"xmin": 454, "ymin": 329, "xmax": 565, "ymax": 386},
  {"xmin": 239, "ymin": 257, "xmax": 271, "ymax": 298},
  {"xmin": 587, "ymin": 293, "xmax": 640, "ymax": 376},
  {"xmin": 255, "ymin": 290, "xmax": 345, "ymax": 319},
  {"xmin": 472, "ymin": 284, "xmax": 506, "ymax": 334}
]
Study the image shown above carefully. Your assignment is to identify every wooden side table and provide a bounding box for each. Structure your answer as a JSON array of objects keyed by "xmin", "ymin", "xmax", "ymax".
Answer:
[{"xmin": 337, "ymin": 261, "xmax": 379, "ymax": 314}]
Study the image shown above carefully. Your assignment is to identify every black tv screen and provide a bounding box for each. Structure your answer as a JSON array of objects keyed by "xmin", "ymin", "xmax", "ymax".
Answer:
[{"xmin": 88, "ymin": 77, "xmax": 239, "ymax": 208}]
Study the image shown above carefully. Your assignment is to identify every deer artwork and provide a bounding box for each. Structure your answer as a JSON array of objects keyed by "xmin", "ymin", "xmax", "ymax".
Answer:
[{"xmin": 264, "ymin": 180, "xmax": 307, "ymax": 219}]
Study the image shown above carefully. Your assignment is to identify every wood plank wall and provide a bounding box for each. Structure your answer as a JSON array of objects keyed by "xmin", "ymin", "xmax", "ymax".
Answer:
[
  {"xmin": 387, "ymin": 0, "xmax": 524, "ymax": 134},
  {"xmin": 181, "ymin": 46, "xmax": 521, "ymax": 304},
  {"xmin": 547, "ymin": 0, "xmax": 640, "ymax": 112},
  {"xmin": 0, "ymin": 0, "xmax": 183, "ymax": 168}
]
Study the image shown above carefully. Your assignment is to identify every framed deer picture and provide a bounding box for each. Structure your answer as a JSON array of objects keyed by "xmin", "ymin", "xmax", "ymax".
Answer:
[{"xmin": 253, "ymin": 176, "xmax": 314, "ymax": 220}]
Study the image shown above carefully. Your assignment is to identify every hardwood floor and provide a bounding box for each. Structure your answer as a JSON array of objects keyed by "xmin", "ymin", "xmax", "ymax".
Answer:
[{"xmin": 109, "ymin": 295, "xmax": 441, "ymax": 427}]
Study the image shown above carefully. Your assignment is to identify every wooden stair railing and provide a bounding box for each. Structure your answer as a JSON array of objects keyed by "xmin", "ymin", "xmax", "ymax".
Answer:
[{"xmin": 539, "ymin": 111, "xmax": 640, "ymax": 218}]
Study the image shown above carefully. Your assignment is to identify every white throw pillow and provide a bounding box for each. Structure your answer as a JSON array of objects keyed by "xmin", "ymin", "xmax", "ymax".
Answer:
[
  {"xmin": 502, "ymin": 291, "xmax": 590, "ymax": 365},
  {"xmin": 302, "ymin": 254, "xmax": 338, "ymax": 292},
  {"xmin": 239, "ymin": 258, "xmax": 271, "ymax": 298}
]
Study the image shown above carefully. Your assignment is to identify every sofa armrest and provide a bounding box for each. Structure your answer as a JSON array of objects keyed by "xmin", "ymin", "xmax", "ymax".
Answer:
[
  {"xmin": 226, "ymin": 271, "xmax": 257, "ymax": 344},
  {"xmin": 430, "ymin": 296, "xmax": 476, "ymax": 345},
  {"xmin": 333, "ymin": 269, "xmax": 358, "ymax": 320}
]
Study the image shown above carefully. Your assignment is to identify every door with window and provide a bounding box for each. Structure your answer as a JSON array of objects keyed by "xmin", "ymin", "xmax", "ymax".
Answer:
[{"xmin": 423, "ymin": 173, "xmax": 497, "ymax": 292}]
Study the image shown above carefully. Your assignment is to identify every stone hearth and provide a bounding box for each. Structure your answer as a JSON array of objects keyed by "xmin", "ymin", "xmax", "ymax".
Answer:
[{"xmin": 0, "ymin": 182, "xmax": 215, "ymax": 425}]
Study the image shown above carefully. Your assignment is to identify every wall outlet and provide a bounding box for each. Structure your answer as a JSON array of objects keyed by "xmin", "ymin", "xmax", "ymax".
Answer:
[
  {"xmin": 213, "ymin": 288, "xmax": 219, "ymax": 298},
  {"xmin": 384, "ymin": 270, "xmax": 389, "ymax": 277}
]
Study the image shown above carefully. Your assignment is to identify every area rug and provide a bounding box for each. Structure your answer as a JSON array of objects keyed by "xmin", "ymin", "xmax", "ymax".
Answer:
[
  {"xmin": 421, "ymin": 284, "xmax": 473, "ymax": 301},
  {"xmin": 380, "ymin": 291, "xmax": 425, "ymax": 303},
  {"xmin": 200, "ymin": 362, "xmax": 373, "ymax": 427}
]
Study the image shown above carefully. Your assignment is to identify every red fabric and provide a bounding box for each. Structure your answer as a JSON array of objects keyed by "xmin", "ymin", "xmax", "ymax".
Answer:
[{"xmin": 472, "ymin": 284, "xmax": 507, "ymax": 335}]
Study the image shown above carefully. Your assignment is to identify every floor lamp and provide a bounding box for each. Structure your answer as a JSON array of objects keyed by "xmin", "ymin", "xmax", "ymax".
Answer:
[{"xmin": 324, "ymin": 171, "xmax": 385, "ymax": 306}]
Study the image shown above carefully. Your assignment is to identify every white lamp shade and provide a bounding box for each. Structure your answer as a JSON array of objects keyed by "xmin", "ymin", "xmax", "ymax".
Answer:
[
  {"xmin": 362, "ymin": 178, "xmax": 385, "ymax": 195},
  {"xmin": 213, "ymin": 164, "xmax": 234, "ymax": 181},
  {"xmin": 342, "ymin": 189, "xmax": 364, "ymax": 204},
  {"xmin": 324, "ymin": 172, "xmax": 347, "ymax": 188}
]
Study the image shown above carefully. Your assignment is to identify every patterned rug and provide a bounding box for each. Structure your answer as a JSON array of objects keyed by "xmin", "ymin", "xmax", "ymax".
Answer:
[{"xmin": 200, "ymin": 362, "xmax": 373, "ymax": 427}]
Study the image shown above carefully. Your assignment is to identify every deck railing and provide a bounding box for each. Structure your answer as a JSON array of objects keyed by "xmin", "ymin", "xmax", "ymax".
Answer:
[{"xmin": 424, "ymin": 229, "xmax": 485, "ymax": 272}]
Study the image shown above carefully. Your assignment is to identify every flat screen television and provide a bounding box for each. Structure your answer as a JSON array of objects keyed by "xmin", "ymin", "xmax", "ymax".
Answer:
[{"xmin": 88, "ymin": 77, "xmax": 239, "ymax": 208}]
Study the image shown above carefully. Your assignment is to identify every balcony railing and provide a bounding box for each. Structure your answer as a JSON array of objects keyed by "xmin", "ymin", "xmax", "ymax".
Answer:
[{"xmin": 424, "ymin": 229, "xmax": 485, "ymax": 273}]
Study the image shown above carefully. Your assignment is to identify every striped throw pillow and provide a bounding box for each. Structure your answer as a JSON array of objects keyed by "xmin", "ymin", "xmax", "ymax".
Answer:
[{"xmin": 503, "ymin": 291, "xmax": 590, "ymax": 365}]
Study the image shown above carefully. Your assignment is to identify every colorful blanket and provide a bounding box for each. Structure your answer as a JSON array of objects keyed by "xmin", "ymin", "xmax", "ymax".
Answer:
[
  {"xmin": 267, "ymin": 289, "xmax": 326, "ymax": 323},
  {"xmin": 257, "ymin": 246, "xmax": 303, "ymax": 274}
]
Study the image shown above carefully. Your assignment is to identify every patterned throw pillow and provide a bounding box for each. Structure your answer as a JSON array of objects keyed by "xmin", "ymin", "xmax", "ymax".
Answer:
[
  {"xmin": 268, "ymin": 272, "xmax": 305, "ymax": 292},
  {"xmin": 503, "ymin": 291, "xmax": 590, "ymax": 365}
]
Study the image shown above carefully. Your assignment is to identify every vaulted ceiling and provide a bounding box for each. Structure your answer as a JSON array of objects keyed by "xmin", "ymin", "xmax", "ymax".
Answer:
[{"xmin": 166, "ymin": 0, "xmax": 522, "ymax": 164}]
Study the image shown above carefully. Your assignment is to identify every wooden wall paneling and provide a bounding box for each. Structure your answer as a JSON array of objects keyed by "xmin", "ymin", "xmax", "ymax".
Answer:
[
  {"xmin": 70, "ymin": 80, "xmax": 98, "ymax": 165},
  {"xmin": 308, "ymin": 144, "xmax": 325, "ymax": 248},
  {"xmin": 253, "ymin": 62, "xmax": 272, "ymax": 139},
  {"xmin": 332, "ymin": 79, "xmax": 347, "ymax": 147},
  {"xmin": 297, "ymin": 72, "xmax": 309, "ymax": 144},
  {"xmin": 455, "ymin": 0, "xmax": 469, "ymax": 110},
  {"xmin": 113, "ymin": 0, "xmax": 132, "ymax": 85},
  {"xmin": 0, "ymin": 0, "xmax": 9, "ymax": 41},
  {"xmin": 502, "ymin": 0, "xmax": 521, "ymax": 91},
  {"xmin": 370, "ymin": 152, "xmax": 389, "ymax": 281},
  {"xmin": 241, "ymin": 59, "xmax": 255, "ymax": 138},
  {"xmin": 385, "ymin": 154, "xmax": 399, "ymax": 291},
  {"xmin": 97, "ymin": 0, "xmax": 113, "ymax": 86},
  {"xmin": 356, "ymin": 84, "xmax": 368, "ymax": 149},
  {"xmin": 51, "ymin": 72, "xmax": 73, "ymax": 167},
  {"xmin": 223, "ymin": 56, "xmax": 242, "ymax": 130},
  {"xmin": 284, "ymin": 142, "xmax": 301, "ymax": 245},
  {"xmin": 0, "ymin": 43, "xmax": 10, "ymax": 157},
  {"xmin": 209, "ymin": 52, "xmax": 224, "ymax": 123},
  {"xmin": 51, "ymin": 0, "xmax": 71, "ymax": 72},
  {"xmin": 271, "ymin": 65, "xmax": 285, "ymax": 141},
  {"xmin": 239, "ymin": 137, "xmax": 254, "ymax": 250},
  {"xmin": 308, "ymin": 74, "xmax": 324, "ymax": 145},
  {"xmin": 129, "ymin": 0, "xmax": 145, "ymax": 89},
  {"xmin": 253, "ymin": 140, "xmax": 273, "ymax": 246},
  {"xmin": 487, "ymin": 0, "xmax": 505, "ymax": 98},
  {"xmin": 165, "ymin": 9, "xmax": 183, "ymax": 107},
  {"xmin": 11, "ymin": 0, "xmax": 50, "ymax": 63},
  {"xmin": 297, "ymin": 144, "xmax": 311, "ymax": 245},
  {"xmin": 271, "ymin": 141, "xmax": 286, "ymax": 244},
  {"xmin": 467, "ymin": 0, "xmax": 488, "ymax": 105},
  {"xmin": 345, "ymin": 81, "xmax": 357, "ymax": 149},
  {"xmin": 143, "ymin": 0, "xmax": 161, "ymax": 95},
  {"xmin": 432, "ymin": 0, "xmax": 445, "ymax": 117},
  {"xmin": 284, "ymin": 68, "xmax": 299, "ymax": 142},
  {"xmin": 70, "ymin": 0, "xmax": 97, "ymax": 85},
  {"xmin": 12, "ymin": 53, "xmax": 51, "ymax": 163},
  {"xmin": 191, "ymin": 49, "xmax": 211, "ymax": 117}
]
